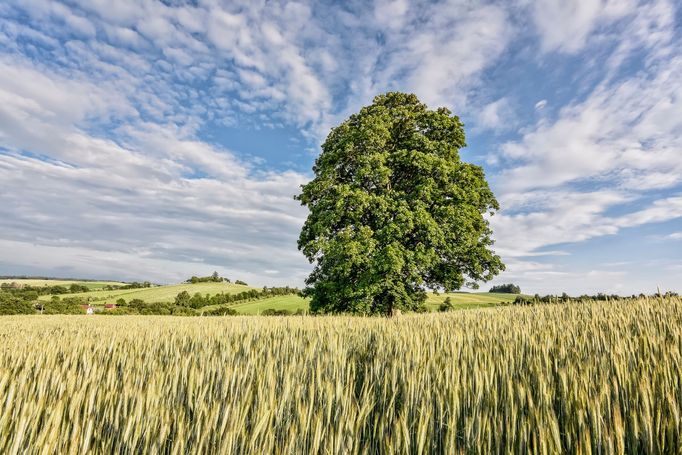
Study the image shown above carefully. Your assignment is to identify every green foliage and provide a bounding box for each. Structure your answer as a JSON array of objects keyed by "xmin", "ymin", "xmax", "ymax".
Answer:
[
  {"xmin": 180, "ymin": 287, "xmax": 299, "ymax": 310},
  {"xmin": 0, "ymin": 300, "xmax": 35, "ymax": 315},
  {"xmin": 1, "ymin": 283, "xmax": 70, "ymax": 296},
  {"xmin": 69, "ymin": 283, "xmax": 90, "ymax": 293},
  {"xmin": 42, "ymin": 298, "xmax": 86, "ymax": 315},
  {"xmin": 513, "ymin": 295, "xmax": 533, "ymax": 305},
  {"xmin": 174, "ymin": 291, "xmax": 191, "ymax": 306},
  {"xmin": 489, "ymin": 283, "xmax": 521, "ymax": 294},
  {"xmin": 234, "ymin": 280, "xmax": 248, "ymax": 286},
  {"xmin": 297, "ymin": 92, "xmax": 504, "ymax": 315},
  {"xmin": 260, "ymin": 308, "xmax": 292, "ymax": 316},
  {"xmin": 438, "ymin": 297, "xmax": 454, "ymax": 312},
  {"xmin": 202, "ymin": 307, "xmax": 238, "ymax": 316},
  {"xmin": 187, "ymin": 273, "xmax": 224, "ymax": 284}
]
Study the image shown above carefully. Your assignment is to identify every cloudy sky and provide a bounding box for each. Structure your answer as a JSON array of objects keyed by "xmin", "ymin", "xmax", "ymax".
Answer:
[{"xmin": 0, "ymin": 0, "xmax": 680, "ymax": 294}]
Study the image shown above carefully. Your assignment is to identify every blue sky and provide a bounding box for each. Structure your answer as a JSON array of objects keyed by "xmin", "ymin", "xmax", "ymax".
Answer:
[{"xmin": 0, "ymin": 0, "xmax": 680, "ymax": 294}]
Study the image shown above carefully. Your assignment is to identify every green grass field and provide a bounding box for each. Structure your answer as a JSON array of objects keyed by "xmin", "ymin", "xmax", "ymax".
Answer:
[
  {"xmin": 425, "ymin": 291, "xmax": 518, "ymax": 310},
  {"xmin": 1, "ymin": 279, "xmax": 127, "ymax": 290},
  {"xmin": 203, "ymin": 294, "xmax": 310, "ymax": 315},
  {"xmin": 38, "ymin": 282, "xmax": 255, "ymax": 304}
]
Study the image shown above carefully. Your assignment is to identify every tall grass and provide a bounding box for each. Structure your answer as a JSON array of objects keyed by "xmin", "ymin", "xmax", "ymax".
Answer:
[{"xmin": 0, "ymin": 296, "xmax": 680, "ymax": 453}]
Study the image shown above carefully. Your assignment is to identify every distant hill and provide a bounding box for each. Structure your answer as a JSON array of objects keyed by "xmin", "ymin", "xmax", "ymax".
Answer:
[{"xmin": 37, "ymin": 281, "xmax": 254, "ymax": 305}]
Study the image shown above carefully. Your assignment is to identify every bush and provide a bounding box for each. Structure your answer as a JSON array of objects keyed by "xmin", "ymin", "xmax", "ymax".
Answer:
[
  {"xmin": 69, "ymin": 284, "xmax": 89, "ymax": 293},
  {"xmin": 100, "ymin": 307, "xmax": 139, "ymax": 315},
  {"xmin": 235, "ymin": 280, "xmax": 248, "ymax": 286},
  {"xmin": 261, "ymin": 309, "xmax": 291, "ymax": 316},
  {"xmin": 0, "ymin": 301, "xmax": 36, "ymax": 315},
  {"xmin": 438, "ymin": 297, "xmax": 454, "ymax": 312},
  {"xmin": 512, "ymin": 295, "xmax": 533, "ymax": 305},
  {"xmin": 202, "ymin": 307, "xmax": 238, "ymax": 316},
  {"xmin": 43, "ymin": 303, "xmax": 85, "ymax": 315}
]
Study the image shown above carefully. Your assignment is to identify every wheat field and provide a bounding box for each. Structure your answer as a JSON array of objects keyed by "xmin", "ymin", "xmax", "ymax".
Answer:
[{"xmin": 1, "ymin": 297, "xmax": 680, "ymax": 454}]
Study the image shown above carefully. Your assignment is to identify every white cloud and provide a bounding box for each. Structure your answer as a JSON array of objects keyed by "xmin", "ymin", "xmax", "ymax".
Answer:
[
  {"xmin": 0, "ymin": 53, "xmax": 310, "ymax": 285},
  {"xmin": 531, "ymin": 0, "xmax": 635, "ymax": 53},
  {"xmin": 374, "ymin": 0, "xmax": 410, "ymax": 29},
  {"xmin": 499, "ymin": 53, "xmax": 682, "ymax": 192},
  {"xmin": 476, "ymin": 97, "xmax": 515, "ymax": 132},
  {"xmin": 402, "ymin": 4, "xmax": 513, "ymax": 107}
]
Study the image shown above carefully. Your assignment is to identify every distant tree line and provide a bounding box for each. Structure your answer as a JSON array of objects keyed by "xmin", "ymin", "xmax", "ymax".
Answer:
[
  {"xmin": 489, "ymin": 284, "xmax": 521, "ymax": 294},
  {"xmin": 173, "ymin": 286, "xmax": 300, "ymax": 309},
  {"xmin": 0, "ymin": 282, "xmax": 89, "ymax": 295},
  {"xmin": 104, "ymin": 281, "xmax": 152, "ymax": 290},
  {"xmin": 512, "ymin": 291, "xmax": 679, "ymax": 305}
]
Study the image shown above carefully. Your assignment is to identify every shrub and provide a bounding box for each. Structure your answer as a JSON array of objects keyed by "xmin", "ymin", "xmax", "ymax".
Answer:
[
  {"xmin": 202, "ymin": 307, "xmax": 238, "ymax": 316},
  {"xmin": 513, "ymin": 295, "xmax": 533, "ymax": 305},
  {"xmin": 438, "ymin": 297, "xmax": 454, "ymax": 312},
  {"xmin": 42, "ymin": 303, "xmax": 85, "ymax": 315},
  {"xmin": 261, "ymin": 309, "xmax": 291, "ymax": 316},
  {"xmin": 0, "ymin": 301, "xmax": 36, "ymax": 315}
]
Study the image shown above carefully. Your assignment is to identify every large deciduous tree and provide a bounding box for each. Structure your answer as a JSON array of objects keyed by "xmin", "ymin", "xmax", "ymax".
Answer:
[{"xmin": 296, "ymin": 92, "xmax": 504, "ymax": 315}]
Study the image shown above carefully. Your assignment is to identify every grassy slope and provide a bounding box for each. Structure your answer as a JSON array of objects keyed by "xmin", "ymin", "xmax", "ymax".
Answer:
[
  {"xmin": 2, "ymin": 279, "xmax": 127, "ymax": 290},
  {"xmin": 39, "ymin": 282, "xmax": 255, "ymax": 304},
  {"xmin": 204, "ymin": 291, "xmax": 520, "ymax": 315},
  {"xmin": 209, "ymin": 295, "xmax": 310, "ymax": 315},
  {"xmin": 425, "ymin": 292, "xmax": 519, "ymax": 310}
]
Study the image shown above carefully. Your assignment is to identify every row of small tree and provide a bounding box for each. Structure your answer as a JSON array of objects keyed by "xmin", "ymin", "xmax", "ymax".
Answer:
[
  {"xmin": 0, "ymin": 283, "xmax": 90, "ymax": 295},
  {"xmin": 173, "ymin": 286, "xmax": 300, "ymax": 309}
]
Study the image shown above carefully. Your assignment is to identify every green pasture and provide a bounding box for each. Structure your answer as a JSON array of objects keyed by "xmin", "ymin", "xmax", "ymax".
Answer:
[
  {"xmin": 38, "ymin": 282, "xmax": 254, "ymax": 304},
  {"xmin": 424, "ymin": 291, "xmax": 518, "ymax": 310}
]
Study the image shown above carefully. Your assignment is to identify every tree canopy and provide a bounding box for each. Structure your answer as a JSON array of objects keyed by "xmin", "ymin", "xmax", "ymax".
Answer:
[
  {"xmin": 296, "ymin": 92, "xmax": 504, "ymax": 315},
  {"xmin": 489, "ymin": 283, "xmax": 521, "ymax": 294}
]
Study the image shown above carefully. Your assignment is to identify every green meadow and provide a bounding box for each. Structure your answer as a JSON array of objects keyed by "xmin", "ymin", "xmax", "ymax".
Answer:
[{"xmin": 37, "ymin": 281, "xmax": 254, "ymax": 305}]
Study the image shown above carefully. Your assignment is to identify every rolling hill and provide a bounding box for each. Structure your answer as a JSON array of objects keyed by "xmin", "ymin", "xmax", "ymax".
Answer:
[{"xmin": 37, "ymin": 281, "xmax": 255, "ymax": 304}]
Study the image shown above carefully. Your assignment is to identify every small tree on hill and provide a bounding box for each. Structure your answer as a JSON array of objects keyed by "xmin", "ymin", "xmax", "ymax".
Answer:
[
  {"xmin": 296, "ymin": 92, "xmax": 504, "ymax": 315},
  {"xmin": 175, "ymin": 291, "xmax": 191, "ymax": 306},
  {"xmin": 489, "ymin": 283, "xmax": 521, "ymax": 294}
]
